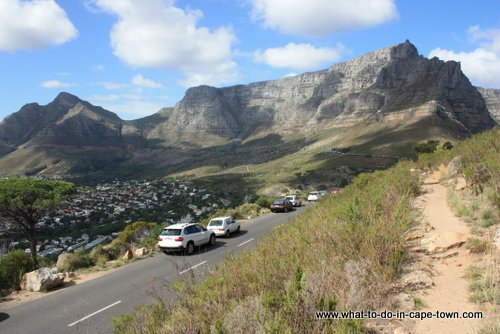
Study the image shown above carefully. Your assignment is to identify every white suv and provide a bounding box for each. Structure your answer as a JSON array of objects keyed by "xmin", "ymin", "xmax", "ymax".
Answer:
[
  {"xmin": 207, "ymin": 216, "xmax": 240, "ymax": 237},
  {"xmin": 157, "ymin": 223, "xmax": 216, "ymax": 255}
]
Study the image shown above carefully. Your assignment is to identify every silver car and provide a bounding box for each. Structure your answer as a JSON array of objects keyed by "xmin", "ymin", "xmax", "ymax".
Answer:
[{"xmin": 207, "ymin": 216, "xmax": 241, "ymax": 237}]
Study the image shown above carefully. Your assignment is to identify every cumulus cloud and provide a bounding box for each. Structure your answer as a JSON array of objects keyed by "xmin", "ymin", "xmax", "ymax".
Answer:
[
  {"xmin": 87, "ymin": 94, "xmax": 165, "ymax": 120},
  {"xmin": 98, "ymin": 81, "xmax": 129, "ymax": 90},
  {"xmin": 131, "ymin": 74, "xmax": 163, "ymax": 89},
  {"xmin": 254, "ymin": 43, "xmax": 346, "ymax": 70},
  {"xmin": 250, "ymin": 0, "xmax": 397, "ymax": 37},
  {"xmin": 0, "ymin": 0, "xmax": 77, "ymax": 52},
  {"xmin": 40, "ymin": 80, "xmax": 73, "ymax": 89},
  {"xmin": 429, "ymin": 26, "xmax": 500, "ymax": 88},
  {"xmin": 90, "ymin": 0, "xmax": 237, "ymax": 87}
]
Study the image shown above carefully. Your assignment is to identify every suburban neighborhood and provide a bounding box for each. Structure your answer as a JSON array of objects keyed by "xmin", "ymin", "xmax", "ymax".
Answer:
[{"xmin": 1, "ymin": 179, "xmax": 230, "ymax": 258}]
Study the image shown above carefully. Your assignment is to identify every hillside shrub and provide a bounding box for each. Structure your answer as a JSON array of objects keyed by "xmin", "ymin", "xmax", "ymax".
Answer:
[
  {"xmin": 90, "ymin": 245, "xmax": 115, "ymax": 266},
  {"xmin": 415, "ymin": 140, "xmax": 440, "ymax": 154},
  {"xmin": 256, "ymin": 196, "xmax": 272, "ymax": 208},
  {"xmin": 0, "ymin": 250, "xmax": 35, "ymax": 295},
  {"xmin": 59, "ymin": 251, "xmax": 94, "ymax": 272},
  {"xmin": 118, "ymin": 221, "xmax": 159, "ymax": 244},
  {"xmin": 106, "ymin": 239, "xmax": 131, "ymax": 259}
]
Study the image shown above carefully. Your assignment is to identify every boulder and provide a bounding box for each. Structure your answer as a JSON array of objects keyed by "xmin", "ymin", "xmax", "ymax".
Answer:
[
  {"xmin": 454, "ymin": 177, "xmax": 467, "ymax": 191},
  {"xmin": 404, "ymin": 229, "xmax": 425, "ymax": 241},
  {"xmin": 447, "ymin": 156, "xmax": 463, "ymax": 177},
  {"xmin": 396, "ymin": 270, "xmax": 433, "ymax": 291},
  {"xmin": 391, "ymin": 292, "xmax": 415, "ymax": 311},
  {"xmin": 134, "ymin": 247, "xmax": 149, "ymax": 257},
  {"xmin": 122, "ymin": 249, "xmax": 133, "ymax": 260},
  {"xmin": 420, "ymin": 231, "xmax": 467, "ymax": 254},
  {"xmin": 20, "ymin": 267, "xmax": 65, "ymax": 292},
  {"xmin": 56, "ymin": 253, "xmax": 71, "ymax": 272}
]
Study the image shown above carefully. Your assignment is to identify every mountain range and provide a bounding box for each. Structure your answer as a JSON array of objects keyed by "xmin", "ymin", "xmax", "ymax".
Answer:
[{"xmin": 0, "ymin": 41, "xmax": 497, "ymax": 187}]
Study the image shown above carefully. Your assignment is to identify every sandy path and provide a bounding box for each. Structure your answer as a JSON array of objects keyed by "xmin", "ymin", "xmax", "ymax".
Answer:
[{"xmin": 412, "ymin": 172, "xmax": 483, "ymax": 334}]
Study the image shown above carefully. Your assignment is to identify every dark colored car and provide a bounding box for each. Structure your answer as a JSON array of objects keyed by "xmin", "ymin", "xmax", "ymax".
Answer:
[{"xmin": 270, "ymin": 199, "xmax": 293, "ymax": 213}]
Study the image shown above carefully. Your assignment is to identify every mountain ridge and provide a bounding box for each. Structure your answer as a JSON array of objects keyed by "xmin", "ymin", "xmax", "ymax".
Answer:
[{"xmin": 0, "ymin": 41, "xmax": 497, "ymax": 181}]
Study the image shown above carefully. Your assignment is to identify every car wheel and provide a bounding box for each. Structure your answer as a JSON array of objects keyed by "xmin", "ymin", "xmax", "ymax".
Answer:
[
  {"xmin": 184, "ymin": 242, "xmax": 194, "ymax": 255},
  {"xmin": 236, "ymin": 225, "xmax": 240, "ymax": 233},
  {"xmin": 209, "ymin": 234, "xmax": 216, "ymax": 246},
  {"xmin": 225, "ymin": 229, "xmax": 231, "ymax": 238}
]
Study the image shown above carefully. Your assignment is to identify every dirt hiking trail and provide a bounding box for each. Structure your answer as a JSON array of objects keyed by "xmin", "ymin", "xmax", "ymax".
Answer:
[{"xmin": 411, "ymin": 170, "xmax": 483, "ymax": 334}]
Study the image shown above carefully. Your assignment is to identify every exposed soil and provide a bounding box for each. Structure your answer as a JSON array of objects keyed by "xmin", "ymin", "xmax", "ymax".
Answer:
[{"xmin": 410, "ymin": 170, "xmax": 483, "ymax": 334}]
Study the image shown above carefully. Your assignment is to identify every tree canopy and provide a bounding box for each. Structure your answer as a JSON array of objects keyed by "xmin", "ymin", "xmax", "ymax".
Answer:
[{"xmin": 0, "ymin": 178, "xmax": 76, "ymax": 267}]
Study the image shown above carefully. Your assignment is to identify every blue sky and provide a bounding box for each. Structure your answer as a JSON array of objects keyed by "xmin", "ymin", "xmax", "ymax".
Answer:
[{"xmin": 0, "ymin": 0, "xmax": 499, "ymax": 121}]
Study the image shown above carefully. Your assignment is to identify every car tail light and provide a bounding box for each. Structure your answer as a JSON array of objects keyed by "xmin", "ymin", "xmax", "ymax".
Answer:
[
  {"xmin": 174, "ymin": 236, "xmax": 184, "ymax": 242},
  {"xmin": 157, "ymin": 237, "xmax": 162, "ymax": 241},
  {"xmin": 218, "ymin": 228, "xmax": 225, "ymax": 231}
]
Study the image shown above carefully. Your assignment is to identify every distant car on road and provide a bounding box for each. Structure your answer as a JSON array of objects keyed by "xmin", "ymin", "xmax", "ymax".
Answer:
[
  {"xmin": 207, "ymin": 216, "xmax": 240, "ymax": 237},
  {"xmin": 270, "ymin": 199, "xmax": 294, "ymax": 213},
  {"xmin": 285, "ymin": 194, "xmax": 302, "ymax": 207},
  {"xmin": 157, "ymin": 223, "xmax": 216, "ymax": 255},
  {"xmin": 307, "ymin": 191, "xmax": 320, "ymax": 202}
]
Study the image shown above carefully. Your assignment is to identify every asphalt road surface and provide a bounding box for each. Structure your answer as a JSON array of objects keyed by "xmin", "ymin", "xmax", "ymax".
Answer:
[{"xmin": 0, "ymin": 206, "xmax": 306, "ymax": 334}]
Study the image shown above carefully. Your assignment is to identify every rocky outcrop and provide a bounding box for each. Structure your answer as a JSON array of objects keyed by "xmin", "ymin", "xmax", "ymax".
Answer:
[
  {"xmin": 0, "ymin": 92, "xmax": 123, "ymax": 153},
  {"xmin": 20, "ymin": 267, "xmax": 65, "ymax": 292},
  {"xmin": 477, "ymin": 87, "xmax": 500, "ymax": 123}
]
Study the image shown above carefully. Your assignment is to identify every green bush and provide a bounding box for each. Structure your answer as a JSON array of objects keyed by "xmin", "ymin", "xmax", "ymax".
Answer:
[
  {"xmin": 256, "ymin": 196, "xmax": 272, "ymax": 208},
  {"xmin": 118, "ymin": 221, "xmax": 159, "ymax": 244},
  {"xmin": 0, "ymin": 250, "xmax": 35, "ymax": 295},
  {"xmin": 90, "ymin": 245, "xmax": 115, "ymax": 266},
  {"xmin": 60, "ymin": 251, "xmax": 94, "ymax": 272},
  {"xmin": 106, "ymin": 239, "xmax": 131, "ymax": 259},
  {"xmin": 415, "ymin": 140, "xmax": 440, "ymax": 154}
]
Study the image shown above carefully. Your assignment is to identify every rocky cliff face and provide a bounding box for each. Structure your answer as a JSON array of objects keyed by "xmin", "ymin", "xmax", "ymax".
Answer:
[
  {"xmin": 477, "ymin": 88, "xmax": 500, "ymax": 123},
  {"xmin": 138, "ymin": 41, "xmax": 496, "ymax": 146},
  {"xmin": 0, "ymin": 41, "xmax": 498, "ymax": 177}
]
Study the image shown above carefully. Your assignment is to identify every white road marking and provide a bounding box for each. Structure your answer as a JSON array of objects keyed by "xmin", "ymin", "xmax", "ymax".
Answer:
[
  {"xmin": 68, "ymin": 300, "xmax": 122, "ymax": 327},
  {"xmin": 179, "ymin": 261, "xmax": 207, "ymax": 275},
  {"xmin": 237, "ymin": 238, "xmax": 255, "ymax": 247}
]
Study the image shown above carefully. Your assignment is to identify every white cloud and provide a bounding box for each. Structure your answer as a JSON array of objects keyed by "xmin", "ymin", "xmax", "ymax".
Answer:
[
  {"xmin": 254, "ymin": 43, "xmax": 346, "ymax": 70},
  {"xmin": 94, "ymin": 64, "xmax": 106, "ymax": 71},
  {"xmin": 90, "ymin": 0, "xmax": 237, "ymax": 87},
  {"xmin": 86, "ymin": 93, "xmax": 166, "ymax": 119},
  {"xmin": 0, "ymin": 0, "xmax": 78, "ymax": 52},
  {"xmin": 40, "ymin": 80, "xmax": 73, "ymax": 89},
  {"xmin": 131, "ymin": 74, "xmax": 163, "ymax": 89},
  {"xmin": 250, "ymin": 0, "xmax": 397, "ymax": 37},
  {"xmin": 429, "ymin": 26, "xmax": 500, "ymax": 88},
  {"xmin": 98, "ymin": 81, "xmax": 129, "ymax": 90}
]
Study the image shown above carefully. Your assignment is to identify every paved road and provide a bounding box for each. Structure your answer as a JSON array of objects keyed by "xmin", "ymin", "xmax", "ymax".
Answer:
[{"xmin": 0, "ymin": 206, "xmax": 306, "ymax": 334}]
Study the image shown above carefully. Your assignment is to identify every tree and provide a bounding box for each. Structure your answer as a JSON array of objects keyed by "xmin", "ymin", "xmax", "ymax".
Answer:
[{"xmin": 0, "ymin": 178, "xmax": 76, "ymax": 267}]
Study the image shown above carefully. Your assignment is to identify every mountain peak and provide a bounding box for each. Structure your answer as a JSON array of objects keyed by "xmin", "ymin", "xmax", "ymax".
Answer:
[
  {"xmin": 389, "ymin": 39, "xmax": 419, "ymax": 59},
  {"xmin": 52, "ymin": 92, "xmax": 82, "ymax": 108}
]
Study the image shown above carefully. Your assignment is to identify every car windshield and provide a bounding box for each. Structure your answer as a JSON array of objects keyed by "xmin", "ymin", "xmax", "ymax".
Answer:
[
  {"xmin": 209, "ymin": 220, "xmax": 223, "ymax": 226},
  {"xmin": 309, "ymin": 192, "xmax": 318, "ymax": 195},
  {"xmin": 285, "ymin": 196, "xmax": 294, "ymax": 200},
  {"xmin": 273, "ymin": 200, "xmax": 285, "ymax": 204},
  {"xmin": 161, "ymin": 229, "xmax": 181, "ymax": 236}
]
